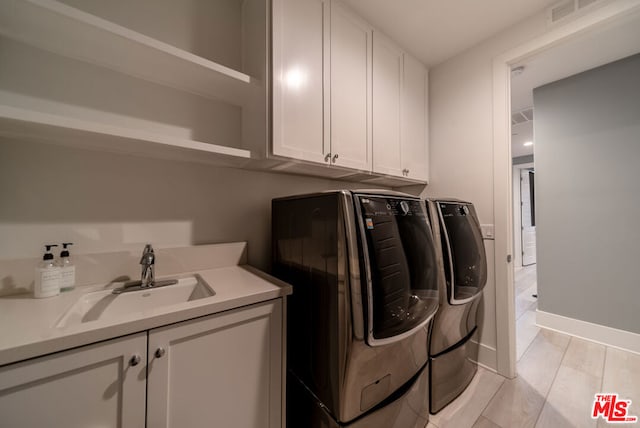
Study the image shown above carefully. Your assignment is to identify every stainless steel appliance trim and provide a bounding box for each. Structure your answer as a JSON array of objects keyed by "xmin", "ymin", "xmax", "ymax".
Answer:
[
  {"xmin": 436, "ymin": 202, "xmax": 482, "ymax": 306},
  {"xmin": 338, "ymin": 191, "xmax": 365, "ymax": 340},
  {"xmin": 354, "ymin": 193, "xmax": 437, "ymax": 347}
]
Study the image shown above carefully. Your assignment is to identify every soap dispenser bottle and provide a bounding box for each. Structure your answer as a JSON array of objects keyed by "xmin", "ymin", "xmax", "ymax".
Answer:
[
  {"xmin": 34, "ymin": 244, "xmax": 61, "ymax": 298},
  {"xmin": 58, "ymin": 242, "xmax": 76, "ymax": 291}
]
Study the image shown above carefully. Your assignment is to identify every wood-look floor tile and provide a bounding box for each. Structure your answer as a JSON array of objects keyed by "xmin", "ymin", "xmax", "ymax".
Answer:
[
  {"xmin": 516, "ymin": 310, "xmax": 540, "ymax": 361},
  {"xmin": 517, "ymin": 329, "xmax": 570, "ymax": 394},
  {"xmin": 482, "ymin": 376, "xmax": 546, "ymax": 428},
  {"xmin": 483, "ymin": 329, "xmax": 570, "ymax": 428},
  {"xmin": 536, "ymin": 338, "xmax": 605, "ymax": 428},
  {"xmin": 514, "ymin": 266, "xmax": 536, "ymax": 295},
  {"xmin": 515, "ymin": 283, "xmax": 538, "ymax": 320},
  {"xmin": 429, "ymin": 367, "xmax": 504, "ymax": 428},
  {"xmin": 472, "ymin": 416, "xmax": 502, "ymax": 428},
  {"xmin": 597, "ymin": 347, "xmax": 640, "ymax": 428}
]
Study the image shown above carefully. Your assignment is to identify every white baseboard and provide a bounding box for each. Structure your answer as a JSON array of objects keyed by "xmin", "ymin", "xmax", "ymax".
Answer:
[
  {"xmin": 471, "ymin": 340, "xmax": 497, "ymax": 372},
  {"xmin": 536, "ymin": 310, "xmax": 640, "ymax": 355}
]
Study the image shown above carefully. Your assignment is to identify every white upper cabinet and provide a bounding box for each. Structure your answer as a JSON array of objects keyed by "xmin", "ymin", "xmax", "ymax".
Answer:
[
  {"xmin": 372, "ymin": 39, "xmax": 429, "ymax": 181},
  {"xmin": 401, "ymin": 54, "xmax": 429, "ymax": 182},
  {"xmin": 329, "ymin": 1, "xmax": 372, "ymax": 171},
  {"xmin": 271, "ymin": 0, "xmax": 429, "ymax": 184},
  {"xmin": 272, "ymin": 0, "xmax": 328, "ymax": 164},
  {"xmin": 372, "ymin": 31, "xmax": 403, "ymax": 176}
]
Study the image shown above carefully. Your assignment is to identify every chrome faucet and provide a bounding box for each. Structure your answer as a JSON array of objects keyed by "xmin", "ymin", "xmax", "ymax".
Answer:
[
  {"xmin": 140, "ymin": 244, "xmax": 155, "ymax": 287},
  {"xmin": 112, "ymin": 244, "xmax": 177, "ymax": 294}
]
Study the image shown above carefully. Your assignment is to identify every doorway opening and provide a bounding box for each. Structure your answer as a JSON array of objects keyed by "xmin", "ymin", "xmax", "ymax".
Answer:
[
  {"xmin": 492, "ymin": 0, "xmax": 640, "ymax": 378},
  {"xmin": 512, "ymin": 159, "xmax": 538, "ymax": 360}
]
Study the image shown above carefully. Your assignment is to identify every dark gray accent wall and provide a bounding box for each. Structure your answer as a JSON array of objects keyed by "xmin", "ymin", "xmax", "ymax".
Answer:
[{"xmin": 533, "ymin": 53, "xmax": 640, "ymax": 334}]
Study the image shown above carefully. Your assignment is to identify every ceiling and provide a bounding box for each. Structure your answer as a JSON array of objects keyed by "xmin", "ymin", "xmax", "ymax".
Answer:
[
  {"xmin": 510, "ymin": 8, "xmax": 640, "ymax": 158},
  {"xmin": 343, "ymin": 0, "xmax": 558, "ymax": 67},
  {"xmin": 339, "ymin": 0, "xmax": 640, "ymax": 160}
]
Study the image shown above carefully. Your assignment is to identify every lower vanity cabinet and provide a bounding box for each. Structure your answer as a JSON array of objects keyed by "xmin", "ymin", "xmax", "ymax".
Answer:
[
  {"xmin": 147, "ymin": 299, "xmax": 283, "ymax": 428},
  {"xmin": 0, "ymin": 299, "xmax": 284, "ymax": 428},
  {"xmin": 0, "ymin": 333, "xmax": 147, "ymax": 427}
]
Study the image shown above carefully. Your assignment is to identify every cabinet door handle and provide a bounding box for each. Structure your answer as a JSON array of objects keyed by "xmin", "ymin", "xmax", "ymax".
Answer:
[
  {"xmin": 405, "ymin": 169, "xmax": 409, "ymax": 176},
  {"xmin": 130, "ymin": 354, "xmax": 142, "ymax": 366},
  {"xmin": 324, "ymin": 153, "xmax": 332, "ymax": 163},
  {"xmin": 155, "ymin": 347, "xmax": 166, "ymax": 358},
  {"xmin": 332, "ymin": 154, "xmax": 339, "ymax": 163}
]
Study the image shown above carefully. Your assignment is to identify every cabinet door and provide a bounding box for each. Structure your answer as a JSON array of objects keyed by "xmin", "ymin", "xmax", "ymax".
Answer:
[
  {"xmin": 272, "ymin": 0, "xmax": 329, "ymax": 164},
  {"xmin": 372, "ymin": 31, "xmax": 403, "ymax": 176},
  {"xmin": 147, "ymin": 300, "xmax": 283, "ymax": 428},
  {"xmin": 0, "ymin": 333, "xmax": 146, "ymax": 428},
  {"xmin": 330, "ymin": 0, "xmax": 372, "ymax": 171},
  {"xmin": 401, "ymin": 54, "xmax": 429, "ymax": 182}
]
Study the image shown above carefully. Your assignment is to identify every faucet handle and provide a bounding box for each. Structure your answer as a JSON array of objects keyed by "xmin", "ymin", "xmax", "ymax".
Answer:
[{"xmin": 140, "ymin": 244, "xmax": 155, "ymax": 265}]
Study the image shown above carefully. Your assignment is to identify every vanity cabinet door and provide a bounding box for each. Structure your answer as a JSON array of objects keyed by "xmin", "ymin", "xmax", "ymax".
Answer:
[
  {"xmin": 0, "ymin": 333, "xmax": 147, "ymax": 428},
  {"xmin": 147, "ymin": 299, "xmax": 284, "ymax": 428}
]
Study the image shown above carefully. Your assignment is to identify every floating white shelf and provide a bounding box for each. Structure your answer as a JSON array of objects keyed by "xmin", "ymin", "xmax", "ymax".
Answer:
[
  {"xmin": 0, "ymin": 105, "xmax": 253, "ymax": 167},
  {"xmin": 0, "ymin": 0, "xmax": 258, "ymax": 106}
]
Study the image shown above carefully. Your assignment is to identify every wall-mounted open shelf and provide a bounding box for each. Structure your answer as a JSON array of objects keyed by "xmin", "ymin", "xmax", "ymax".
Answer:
[
  {"xmin": 0, "ymin": 105, "xmax": 253, "ymax": 167},
  {"xmin": 0, "ymin": 0, "xmax": 258, "ymax": 106}
]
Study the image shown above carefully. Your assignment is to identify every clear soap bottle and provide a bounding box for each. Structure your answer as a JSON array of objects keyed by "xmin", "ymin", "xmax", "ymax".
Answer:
[
  {"xmin": 58, "ymin": 242, "xmax": 76, "ymax": 291},
  {"xmin": 34, "ymin": 244, "xmax": 61, "ymax": 298}
]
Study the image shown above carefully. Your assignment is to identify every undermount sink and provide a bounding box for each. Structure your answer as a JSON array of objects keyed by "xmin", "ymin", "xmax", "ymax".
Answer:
[{"xmin": 56, "ymin": 276, "xmax": 214, "ymax": 328}]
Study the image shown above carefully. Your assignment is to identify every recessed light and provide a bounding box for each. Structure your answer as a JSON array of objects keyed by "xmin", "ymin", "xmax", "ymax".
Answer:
[{"xmin": 523, "ymin": 141, "xmax": 533, "ymax": 146}]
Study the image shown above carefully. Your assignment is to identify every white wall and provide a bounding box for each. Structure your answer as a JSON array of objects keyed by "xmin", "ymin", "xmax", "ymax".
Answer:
[
  {"xmin": 0, "ymin": 138, "xmax": 375, "ymax": 295},
  {"xmin": 424, "ymin": 11, "xmax": 552, "ymax": 369}
]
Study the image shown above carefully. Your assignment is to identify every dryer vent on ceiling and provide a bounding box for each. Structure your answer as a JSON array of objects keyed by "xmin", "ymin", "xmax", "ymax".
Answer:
[
  {"xmin": 511, "ymin": 108, "xmax": 533, "ymax": 126},
  {"xmin": 547, "ymin": 0, "xmax": 603, "ymax": 25}
]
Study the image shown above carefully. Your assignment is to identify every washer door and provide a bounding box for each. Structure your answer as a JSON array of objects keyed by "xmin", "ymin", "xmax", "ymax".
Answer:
[
  {"xmin": 437, "ymin": 202, "xmax": 487, "ymax": 305},
  {"xmin": 355, "ymin": 195, "xmax": 439, "ymax": 346}
]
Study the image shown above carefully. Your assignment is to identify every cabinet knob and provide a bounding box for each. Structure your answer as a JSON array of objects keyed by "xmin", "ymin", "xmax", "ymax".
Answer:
[
  {"xmin": 155, "ymin": 347, "xmax": 166, "ymax": 358},
  {"xmin": 405, "ymin": 169, "xmax": 409, "ymax": 176},
  {"xmin": 324, "ymin": 153, "xmax": 332, "ymax": 163},
  {"xmin": 332, "ymin": 154, "xmax": 339, "ymax": 163},
  {"xmin": 130, "ymin": 354, "xmax": 141, "ymax": 366}
]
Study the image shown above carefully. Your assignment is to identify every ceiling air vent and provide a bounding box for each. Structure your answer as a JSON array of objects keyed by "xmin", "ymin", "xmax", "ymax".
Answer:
[
  {"xmin": 547, "ymin": 0, "xmax": 603, "ymax": 25},
  {"xmin": 511, "ymin": 108, "xmax": 534, "ymax": 126}
]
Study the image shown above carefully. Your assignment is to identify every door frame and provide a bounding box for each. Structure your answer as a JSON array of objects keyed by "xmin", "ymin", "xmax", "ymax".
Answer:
[
  {"xmin": 512, "ymin": 162, "xmax": 534, "ymax": 269},
  {"xmin": 520, "ymin": 168, "xmax": 536, "ymax": 267},
  {"xmin": 492, "ymin": 0, "xmax": 640, "ymax": 378}
]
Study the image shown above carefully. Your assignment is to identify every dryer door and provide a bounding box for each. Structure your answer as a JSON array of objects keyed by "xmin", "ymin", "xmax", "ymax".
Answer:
[
  {"xmin": 355, "ymin": 194, "xmax": 439, "ymax": 346},
  {"xmin": 437, "ymin": 202, "xmax": 487, "ymax": 305}
]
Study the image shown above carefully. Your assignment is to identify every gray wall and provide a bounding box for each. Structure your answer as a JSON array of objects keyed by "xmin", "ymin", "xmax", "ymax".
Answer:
[{"xmin": 534, "ymin": 53, "xmax": 640, "ymax": 334}]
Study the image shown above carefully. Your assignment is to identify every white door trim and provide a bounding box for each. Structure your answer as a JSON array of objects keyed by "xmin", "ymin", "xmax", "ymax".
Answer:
[
  {"xmin": 492, "ymin": 0, "xmax": 640, "ymax": 378},
  {"xmin": 512, "ymin": 162, "xmax": 534, "ymax": 269},
  {"xmin": 520, "ymin": 168, "xmax": 536, "ymax": 266}
]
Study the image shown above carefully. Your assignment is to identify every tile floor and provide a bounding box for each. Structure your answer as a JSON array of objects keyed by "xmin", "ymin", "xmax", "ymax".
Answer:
[{"xmin": 426, "ymin": 265, "xmax": 640, "ymax": 428}]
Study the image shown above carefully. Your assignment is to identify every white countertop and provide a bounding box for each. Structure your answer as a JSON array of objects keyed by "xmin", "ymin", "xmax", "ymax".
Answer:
[{"xmin": 0, "ymin": 264, "xmax": 291, "ymax": 367}]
